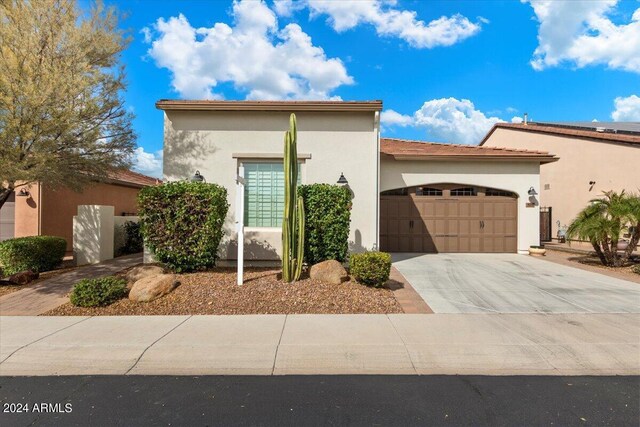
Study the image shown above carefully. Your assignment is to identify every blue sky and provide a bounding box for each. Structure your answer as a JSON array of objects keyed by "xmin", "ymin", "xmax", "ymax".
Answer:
[{"xmin": 95, "ymin": 0, "xmax": 640, "ymax": 177}]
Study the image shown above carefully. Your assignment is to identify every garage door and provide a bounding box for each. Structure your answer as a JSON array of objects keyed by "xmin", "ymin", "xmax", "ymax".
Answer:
[
  {"xmin": 0, "ymin": 191, "xmax": 15, "ymax": 241},
  {"xmin": 380, "ymin": 185, "xmax": 517, "ymax": 253}
]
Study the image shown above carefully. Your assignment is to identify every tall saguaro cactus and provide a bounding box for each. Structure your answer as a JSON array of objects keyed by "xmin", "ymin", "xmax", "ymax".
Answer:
[{"xmin": 282, "ymin": 113, "xmax": 305, "ymax": 282}]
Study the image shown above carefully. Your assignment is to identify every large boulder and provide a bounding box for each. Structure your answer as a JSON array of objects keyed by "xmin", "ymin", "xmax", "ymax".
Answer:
[
  {"xmin": 310, "ymin": 260, "xmax": 348, "ymax": 285},
  {"xmin": 125, "ymin": 265, "xmax": 165, "ymax": 287},
  {"xmin": 129, "ymin": 274, "xmax": 179, "ymax": 303},
  {"xmin": 6, "ymin": 270, "xmax": 39, "ymax": 285}
]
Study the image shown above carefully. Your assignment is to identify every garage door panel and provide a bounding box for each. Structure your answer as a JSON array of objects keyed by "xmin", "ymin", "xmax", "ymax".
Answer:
[{"xmin": 380, "ymin": 191, "xmax": 517, "ymax": 254}]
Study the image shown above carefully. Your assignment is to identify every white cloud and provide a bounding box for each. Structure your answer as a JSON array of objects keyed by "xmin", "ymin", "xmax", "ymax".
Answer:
[
  {"xmin": 143, "ymin": 0, "xmax": 352, "ymax": 99},
  {"xmin": 525, "ymin": 0, "xmax": 640, "ymax": 73},
  {"xmin": 511, "ymin": 116, "xmax": 524, "ymax": 124},
  {"xmin": 133, "ymin": 147, "xmax": 163, "ymax": 178},
  {"xmin": 611, "ymin": 94, "xmax": 640, "ymax": 121},
  {"xmin": 278, "ymin": 0, "xmax": 484, "ymax": 48},
  {"xmin": 381, "ymin": 109, "xmax": 413, "ymax": 127},
  {"xmin": 382, "ymin": 98, "xmax": 503, "ymax": 145}
]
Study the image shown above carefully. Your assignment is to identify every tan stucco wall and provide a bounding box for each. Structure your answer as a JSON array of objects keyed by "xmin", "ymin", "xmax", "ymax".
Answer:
[
  {"xmin": 14, "ymin": 182, "xmax": 141, "ymax": 251},
  {"xmin": 14, "ymin": 183, "xmax": 41, "ymax": 239},
  {"xmin": 483, "ymin": 128, "xmax": 640, "ymax": 238},
  {"xmin": 163, "ymin": 110, "xmax": 380, "ymax": 261},
  {"xmin": 380, "ymin": 158, "xmax": 542, "ymax": 253}
]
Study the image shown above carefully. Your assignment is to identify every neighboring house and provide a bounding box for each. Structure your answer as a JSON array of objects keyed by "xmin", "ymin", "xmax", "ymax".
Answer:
[
  {"xmin": 480, "ymin": 122, "xmax": 640, "ymax": 243},
  {"xmin": 0, "ymin": 170, "xmax": 159, "ymax": 251},
  {"xmin": 158, "ymin": 100, "xmax": 557, "ymax": 260}
]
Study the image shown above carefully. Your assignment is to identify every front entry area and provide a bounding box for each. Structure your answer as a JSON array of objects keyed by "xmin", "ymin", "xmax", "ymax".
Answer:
[{"xmin": 380, "ymin": 184, "xmax": 517, "ymax": 253}]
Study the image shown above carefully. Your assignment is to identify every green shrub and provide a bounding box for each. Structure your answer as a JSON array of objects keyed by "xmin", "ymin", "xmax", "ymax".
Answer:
[
  {"xmin": 70, "ymin": 276, "xmax": 127, "ymax": 307},
  {"xmin": 119, "ymin": 221, "xmax": 143, "ymax": 255},
  {"xmin": 349, "ymin": 251, "xmax": 392, "ymax": 287},
  {"xmin": 632, "ymin": 265, "xmax": 640, "ymax": 275},
  {"xmin": 138, "ymin": 181, "xmax": 229, "ymax": 272},
  {"xmin": 298, "ymin": 184, "xmax": 351, "ymax": 265},
  {"xmin": 0, "ymin": 236, "xmax": 66, "ymax": 276}
]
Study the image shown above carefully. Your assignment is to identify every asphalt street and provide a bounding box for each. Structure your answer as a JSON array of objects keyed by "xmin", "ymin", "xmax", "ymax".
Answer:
[{"xmin": 1, "ymin": 375, "xmax": 638, "ymax": 426}]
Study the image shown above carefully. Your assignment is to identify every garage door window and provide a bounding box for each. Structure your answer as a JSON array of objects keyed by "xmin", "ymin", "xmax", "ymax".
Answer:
[
  {"xmin": 416, "ymin": 187, "xmax": 443, "ymax": 196},
  {"xmin": 486, "ymin": 189, "xmax": 516, "ymax": 197},
  {"xmin": 450, "ymin": 187, "xmax": 476, "ymax": 196}
]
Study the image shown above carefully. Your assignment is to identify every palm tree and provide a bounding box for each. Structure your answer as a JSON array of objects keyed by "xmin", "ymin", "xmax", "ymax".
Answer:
[{"xmin": 566, "ymin": 191, "xmax": 640, "ymax": 267}]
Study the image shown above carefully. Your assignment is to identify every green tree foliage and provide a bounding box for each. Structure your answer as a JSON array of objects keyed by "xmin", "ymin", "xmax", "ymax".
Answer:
[
  {"xmin": 298, "ymin": 184, "xmax": 351, "ymax": 265},
  {"xmin": 138, "ymin": 182, "xmax": 229, "ymax": 272},
  {"xmin": 0, "ymin": 0, "xmax": 136, "ymax": 209},
  {"xmin": 566, "ymin": 191, "xmax": 640, "ymax": 267}
]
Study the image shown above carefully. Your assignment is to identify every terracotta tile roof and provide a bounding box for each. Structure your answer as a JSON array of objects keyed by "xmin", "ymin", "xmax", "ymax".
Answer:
[
  {"xmin": 156, "ymin": 99, "xmax": 383, "ymax": 112},
  {"xmin": 107, "ymin": 169, "xmax": 160, "ymax": 188},
  {"xmin": 479, "ymin": 122, "xmax": 640, "ymax": 146},
  {"xmin": 381, "ymin": 138, "xmax": 558, "ymax": 163}
]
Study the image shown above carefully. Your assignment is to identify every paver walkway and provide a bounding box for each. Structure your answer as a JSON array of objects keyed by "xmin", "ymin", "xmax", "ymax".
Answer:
[
  {"xmin": 0, "ymin": 254, "xmax": 141, "ymax": 316},
  {"xmin": 1, "ymin": 313, "xmax": 638, "ymax": 376}
]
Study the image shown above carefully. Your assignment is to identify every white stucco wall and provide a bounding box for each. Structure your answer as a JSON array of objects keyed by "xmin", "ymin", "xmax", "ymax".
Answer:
[
  {"xmin": 163, "ymin": 110, "xmax": 380, "ymax": 261},
  {"xmin": 380, "ymin": 158, "xmax": 542, "ymax": 253}
]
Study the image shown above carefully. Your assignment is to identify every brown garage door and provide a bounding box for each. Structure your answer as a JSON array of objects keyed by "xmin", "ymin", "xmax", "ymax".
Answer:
[{"xmin": 380, "ymin": 185, "xmax": 517, "ymax": 253}]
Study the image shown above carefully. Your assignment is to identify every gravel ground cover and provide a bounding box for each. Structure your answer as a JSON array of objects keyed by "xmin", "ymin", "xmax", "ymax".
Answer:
[
  {"xmin": 44, "ymin": 267, "xmax": 403, "ymax": 315},
  {"xmin": 544, "ymin": 249, "xmax": 640, "ymax": 284}
]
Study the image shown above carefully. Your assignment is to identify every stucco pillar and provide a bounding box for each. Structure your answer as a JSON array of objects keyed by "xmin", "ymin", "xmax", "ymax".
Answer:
[{"xmin": 73, "ymin": 205, "xmax": 115, "ymax": 265}]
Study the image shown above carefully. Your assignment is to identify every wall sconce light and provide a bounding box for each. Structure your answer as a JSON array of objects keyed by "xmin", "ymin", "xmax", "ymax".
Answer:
[
  {"xmin": 16, "ymin": 188, "xmax": 30, "ymax": 197},
  {"xmin": 337, "ymin": 173, "xmax": 348, "ymax": 185},
  {"xmin": 527, "ymin": 187, "xmax": 537, "ymax": 196},
  {"xmin": 191, "ymin": 170, "xmax": 205, "ymax": 183},
  {"xmin": 589, "ymin": 181, "xmax": 596, "ymax": 185}
]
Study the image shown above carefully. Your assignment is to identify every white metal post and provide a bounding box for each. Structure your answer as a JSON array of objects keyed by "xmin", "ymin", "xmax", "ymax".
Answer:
[{"xmin": 236, "ymin": 164, "xmax": 245, "ymax": 286}]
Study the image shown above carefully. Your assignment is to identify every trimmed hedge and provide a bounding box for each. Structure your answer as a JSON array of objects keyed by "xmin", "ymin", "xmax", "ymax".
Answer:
[
  {"xmin": 0, "ymin": 236, "xmax": 66, "ymax": 276},
  {"xmin": 298, "ymin": 184, "xmax": 351, "ymax": 265},
  {"xmin": 138, "ymin": 181, "xmax": 229, "ymax": 272},
  {"xmin": 349, "ymin": 251, "xmax": 392, "ymax": 287},
  {"xmin": 70, "ymin": 276, "xmax": 127, "ymax": 307}
]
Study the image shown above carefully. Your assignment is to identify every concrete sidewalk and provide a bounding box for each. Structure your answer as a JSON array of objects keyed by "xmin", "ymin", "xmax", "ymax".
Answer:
[
  {"xmin": 0, "ymin": 254, "xmax": 142, "ymax": 316},
  {"xmin": 1, "ymin": 313, "xmax": 638, "ymax": 376}
]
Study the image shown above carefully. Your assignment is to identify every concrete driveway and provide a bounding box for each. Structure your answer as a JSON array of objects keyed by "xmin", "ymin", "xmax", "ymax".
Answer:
[{"xmin": 392, "ymin": 253, "xmax": 640, "ymax": 314}]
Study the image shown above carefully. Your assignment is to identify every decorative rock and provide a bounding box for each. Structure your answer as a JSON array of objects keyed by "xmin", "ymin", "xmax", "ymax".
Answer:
[
  {"xmin": 129, "ymin": 274, "xmax": 179, "ymax": 302},
  {"xmin": 7, "ymin": 270, "xmax": 39, "ymax": 285},
  {"xmin": 309, "ymin": 260, "xmax": 348, "ymax": 285},
  {"xmin": 125, "ymin": 265, "xmax": 165, "ymax": 286}
]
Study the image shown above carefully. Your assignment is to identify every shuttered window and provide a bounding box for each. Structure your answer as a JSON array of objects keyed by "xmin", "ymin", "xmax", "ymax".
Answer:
[{"xmin": 244, "ymin": 162, "xmax": 300, "ymax": 227}]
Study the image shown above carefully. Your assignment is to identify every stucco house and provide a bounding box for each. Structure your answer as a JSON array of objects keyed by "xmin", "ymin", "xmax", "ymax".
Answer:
[
  {"xmin": 158, "ymin": 100, "xmax": 557, "ymax": 260},
  {"xmin": 0, "ymin": 170, "xmax": 159, "ymax": 251},
  {"xmin": 480, "ymin": 122, "xmax": 640, "ymax": 244}
]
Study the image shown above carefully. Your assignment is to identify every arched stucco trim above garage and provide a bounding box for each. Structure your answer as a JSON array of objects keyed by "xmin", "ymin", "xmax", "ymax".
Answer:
[{"xmin": 379, "ymin": 139, "xmax": 558, "ymax": 254}]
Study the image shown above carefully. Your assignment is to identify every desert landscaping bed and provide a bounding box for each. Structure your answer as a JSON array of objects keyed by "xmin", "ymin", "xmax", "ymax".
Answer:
[
  {"xmin": 44, "ymin": 267, "xmax": 403, "ymax": 315},
  {"xmin": 544, "ymin": 249, "xmax": 640, "ymax": 284}
]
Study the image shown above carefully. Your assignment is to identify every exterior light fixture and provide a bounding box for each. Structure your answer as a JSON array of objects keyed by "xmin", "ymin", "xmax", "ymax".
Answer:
[
  {"xmin": 527, "ymin": 187, "xmax": 537, "ymax": 196},
  {"xmin": 589, "ymin": 181, "xmax": 596, "ymax": 185},
  {"xmin": 16, "ymin": 188, "xmax": 29, "ymax": 197},
  {"xmin": 337, "ymin": 173, "xmax": 348, "ymax": 185},
  {"xmin": 191, "ymin": 170, "xmax": 205, "ymax": 183}
]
